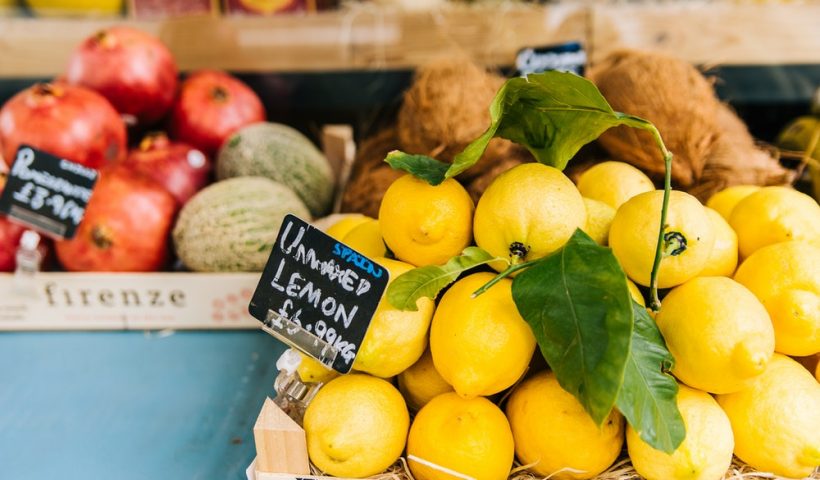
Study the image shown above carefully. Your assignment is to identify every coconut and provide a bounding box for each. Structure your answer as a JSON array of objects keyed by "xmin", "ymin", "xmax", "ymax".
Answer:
[
  {"xmin": 397, "ymin": 56, "xmax": 509, "ymax": 180},
  {"xmin": 589, "ymin": 50, "xmax": 721, "ymax": 187},
  {"xmin": 686, "ymin": 104, "xmax": 795, "ymax": 202},
  {"xmin": 340, "ymin": 128, "xmax": 404, "ymax": 218}
]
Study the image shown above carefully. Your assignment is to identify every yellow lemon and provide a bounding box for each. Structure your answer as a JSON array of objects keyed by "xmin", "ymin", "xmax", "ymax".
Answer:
[
  {"xmin": 609, "ymin": 190, "xmax": 715, "ymax": 289},
  {"xmin": 506, "ymin": 371, "xmax": 624, "ymax": 480},
  {"xmin": 352, "ymin": 258, "xmax": 435, "ymax": 378},
  {"xmin": 729, "ymin": 186, "xmax": 820, "ymax": 259},
  {"xmin": 340, "ymin": 218, "xmax": 387, "ymax": 259},
  {"xmin": 627, "ymin": 384, "xmax": 734, "ymax": 480},
  {"xmin": 379, "ymin": 174, "xmax": 474, "ymax": 267},
  {"xmin": 627, "ymin": 279, "xmax": 646, "ymax": 307},
  {"xmin": 26, "ymin": 0, "xmax": 123, "ymax": 16},
  {"xmin": 656, "ymin": 276, "xmax": 775, "ymax": 394},
  {"xmin": 296, "ymin": 353, "xmax": 339, "ymax": 384},
  {"xmin": 734, "ymin": 241, "xmax": 820, "ymax": 356},
  {"xmin": 697, "ymin": 207, "xmax": 738, "ymax": 278},
  {"xmin": 324, "ymin": 214, "xmax": 370, "ymax": 239},
  {"xmin": 582, "ymin": 197, "xmax": 616, "ymax": 246},
  {"xmin": 576, "ymin": 161, "xmax": 655, "ymax": 210},
  {"xmin": 303, "ymin": 374, "xmax": 409, "ymax": 478},
  {"xmin": 397, "ymin": 347, "xmax": 454, "ymax": 411},
  {"xmin": 716, "ymin": 354, "xmax": 820, "ymax": 479},
  {"xmin": 705, "ymin": 185, "xmax": 760, "ymax": 221},
  {"xmin": 430, "ymin": 272, "xmax": 536, "ymax": 398},
  {"xmin": 407, "ymin": 393, "xmax": 514, "ymax": 480},
  {"xmin": 474, "ymin": 163, "xmax": 586, "ymax": 271}
]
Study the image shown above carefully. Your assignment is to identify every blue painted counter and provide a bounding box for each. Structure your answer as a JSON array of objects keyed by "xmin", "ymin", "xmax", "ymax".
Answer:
[{"xmin": 0, "ymin": 331, "xmax": 287, "ymax": 480}]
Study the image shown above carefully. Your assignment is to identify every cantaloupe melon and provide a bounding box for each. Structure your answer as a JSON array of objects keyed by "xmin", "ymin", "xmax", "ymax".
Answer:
[
  {"xmin": 172, "ymin": 176, "xmax": 310, "ymax": 272},
  {"xmin": 216, "ymin": 122, "xmax": 334, "ymax": 217}
]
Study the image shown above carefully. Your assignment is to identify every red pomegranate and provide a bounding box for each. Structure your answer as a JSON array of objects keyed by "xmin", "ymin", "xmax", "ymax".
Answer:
[
  {"xmin": 123, "ymin": 132, "xmax": 211, "ymax": 206},
  {"xmin": 168, "ymin": 70, "xmax": 265, "ymax": 156},
  {"xmin": 65, "ymin": 26, "xmax": 178, "ymax": 127},
  {"xmin": 0, "ymin": 83, "xmax": 127, "ymax": 170},
  {"xmin": 55, "ymin": 166, "xmax": 176, "ymax": 272}
]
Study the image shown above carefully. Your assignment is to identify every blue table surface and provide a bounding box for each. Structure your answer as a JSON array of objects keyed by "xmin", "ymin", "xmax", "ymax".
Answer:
[{"xmin": 0, "ymin": 330, "xmax": 288, "ymax": 480}]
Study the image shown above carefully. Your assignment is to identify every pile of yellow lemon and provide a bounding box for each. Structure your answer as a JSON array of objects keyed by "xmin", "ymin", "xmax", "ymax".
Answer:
[{"xmin": 298, "ymin": 161, "xmax": 820, "ymax": 480}]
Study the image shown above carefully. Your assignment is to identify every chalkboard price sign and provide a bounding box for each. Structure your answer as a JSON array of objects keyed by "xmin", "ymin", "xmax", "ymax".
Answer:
[
  {"xmin": 515, "ymin": 41, "xmax": 587, "ymax": 77},
  {"xmin": 249, "ymin": 215, "xmax": 390, "ymax": 374},
  {"xmin": 0, "ymin": 145, "xmax": 98, "ymax": 239}
]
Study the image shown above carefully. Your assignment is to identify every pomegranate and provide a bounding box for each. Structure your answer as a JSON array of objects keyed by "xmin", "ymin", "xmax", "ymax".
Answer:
[
  {"xmin": 169, "ymin": 70, "xmax": 265, "ymax": 156},
  {"xmin": 0, "ymin": 83, "xmax": 127, "ymax": 170},
  {"xmin": 55, "ymin": 166, "xmax": 176, "ymax": 272},
  {"xmin": 123, "ymin": 132, "xmax": 211, "ymax": 206},
  {"xmin": 65, "ymin": 26, "xmax": 178, "ymax": 127}
]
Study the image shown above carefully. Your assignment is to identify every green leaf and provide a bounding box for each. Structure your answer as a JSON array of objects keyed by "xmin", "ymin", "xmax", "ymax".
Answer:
[
  {"xmin": 386, "ymin": 247, "xmax": 503, "ymax": 311},
  {"xmin": 446, "ymin": 71, "xmax": 630, "ymax": 178},
  {"xmin": 384, "ymin": 150, "xmax": 449, "ymax": 185},
  {"xmin": 511, "ymin": 229, "xmax": 633, "ymax": 425},
  {"xmin": 616, "ymin": 302, "xmax": 685, "ymax": 454}
]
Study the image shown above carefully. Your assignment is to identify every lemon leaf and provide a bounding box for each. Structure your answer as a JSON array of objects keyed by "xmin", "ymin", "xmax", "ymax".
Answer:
[
  {"xmin": 616, "ymin": 302, "xmax": 685, "ymax": 454},
  {"xmin": 511, "ymin": 229, "xmax": 633, "ymax": 425},
  {"xmin": 384, "ymin": 150, "xmax": 450, "ymax": 185},
  {"xmin": 446, "ymin": 71, "xmax": 632, "ymax": 178},
  {"xmin": 386, "ymin": 247, "xmax": 502, "ymax": 311}
]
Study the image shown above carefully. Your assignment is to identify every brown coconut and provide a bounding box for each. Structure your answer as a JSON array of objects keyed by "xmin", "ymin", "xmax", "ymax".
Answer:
[
  {"xmin": 397, "ymin": 56, "xmax": 512, "ymax": 180},
  {"xmin": 589, "ymin": 50, "xmax": 721, "ymax": 187},
  {"xmin": 686, "ymin": 104, "xmax": 795, "ymax": 202},
  {"xmin": 340, "ymin": 127, "xmax": 404, "ymax": 218}
]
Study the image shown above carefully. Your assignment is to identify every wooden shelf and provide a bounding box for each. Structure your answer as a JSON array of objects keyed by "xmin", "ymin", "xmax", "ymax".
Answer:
[{"xmin": 0, "ymin": 2, "xmax": 818, "ymax": 78}]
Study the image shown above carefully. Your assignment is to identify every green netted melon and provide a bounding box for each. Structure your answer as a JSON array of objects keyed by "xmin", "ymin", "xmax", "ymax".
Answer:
[
  {"xmin": 216, "ymin": 122, "xmax": 334, "ymax": 216},
  {"xmin": 172, "ymin": 176, "xmax": 310, "ymax": 272}
]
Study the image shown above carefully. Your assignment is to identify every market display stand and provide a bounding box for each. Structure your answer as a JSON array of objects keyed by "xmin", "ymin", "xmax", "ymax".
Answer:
[{"xmin": 0, "ymin": 330, "xmax": 287, "ymax": 480}]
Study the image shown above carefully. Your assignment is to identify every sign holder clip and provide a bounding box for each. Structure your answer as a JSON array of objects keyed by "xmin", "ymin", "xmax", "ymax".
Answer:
[{"xmin": 260, "ymin": 310, "xmax": 339, "ymax": 370}]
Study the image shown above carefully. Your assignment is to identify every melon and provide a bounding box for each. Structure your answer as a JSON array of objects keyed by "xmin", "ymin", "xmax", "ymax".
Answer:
[
  {"xmin": 216, "ymin": 122, "xmax": 335, "ymax": 217},
  {"xmin": 172, "ymin": 176, "xmax": 310, "ymax": 272}
]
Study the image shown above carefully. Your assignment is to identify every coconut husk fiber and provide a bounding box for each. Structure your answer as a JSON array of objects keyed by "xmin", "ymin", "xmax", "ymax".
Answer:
[
  {"xmin": 686, "ymin": 104, "xmax": 796, "ymax": 202},
  {"xmin": 397, "ymin": 56, "xmax": 516, "ymax": 181},
  {"xmin": 589, "ymin": 50, "xmax": 721, "ymax": 187},
  {"xmin": 340, "ymin": 127, "xmax": 404, "ymax": 218}
]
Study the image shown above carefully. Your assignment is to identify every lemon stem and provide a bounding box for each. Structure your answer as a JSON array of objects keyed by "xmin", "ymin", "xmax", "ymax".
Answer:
[
  {"xmin": 618, "ymin": 115, "xmax": 673, "ymax": 312},
  {"xmin": 471, "ymin": 259, "xmax": 539, "ymax": 298}
]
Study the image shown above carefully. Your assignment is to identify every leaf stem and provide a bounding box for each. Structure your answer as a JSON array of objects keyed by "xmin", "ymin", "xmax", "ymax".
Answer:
[
  {"xmin": 472, "ymin": 259, "xmax": 540, "ymax": 298},
  {"xmin": 618, "ymin": 115, "xmax": 674, "ymax": 312}
]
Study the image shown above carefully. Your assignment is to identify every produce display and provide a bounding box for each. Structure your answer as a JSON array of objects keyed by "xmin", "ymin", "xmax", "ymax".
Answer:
[
  {"xmin": 0, "ymin": 14, "xmax": 818, "ymax": 480},
  {"xmin": 0, "ymin": 27, "xmax": 331, "ymax": 273}
]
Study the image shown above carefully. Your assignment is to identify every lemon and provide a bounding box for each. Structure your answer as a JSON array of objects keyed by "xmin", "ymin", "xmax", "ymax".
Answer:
[
  {"xmin": 576, "ymin": 161, "xmax": 655, "ymax": 210},
  {"xmin": 729, "ymin": 186, "xmax": 820, "ymax": 259},
  {"xmin": 655, "ymin": 276, "xmax": 775, "ymax": 394},
  {"xmin": 473, "ymin": 163, "xmax": 586, "ymax": 271},
  {"xmin": 430, "ymin": 272, "xmax": 536, "ymax": 398},
  {"xmin": 303, "ymin": 374, "xmax": 409, "ymax": 478},
  {"xmin": 716, "ymin": 354, "xmax": 820, "ymax": 478},
  {"xmin": 339, "ymin": 218, "xmax": 387, "ymax": 259},
  {"xmin": 397, "ymin": 347, "xmax": 454, "ymax": 411},
  {"xmin": 627, "ymin": 279, "xmax": 646, "ymax": 307},
  {"xmin": 581, "ymin": 197, "xmax": 616, "ymax": 246},
  {"xmin": 609, "ymin": 190, "xmax": 716, "ymax": 289},
  {"xmin": 697, "ymin": 207, "xmax": 738, "ymax": 278},
  {"xmin": 734, "ymin": 241, "xmax": 820, "ymax": 356},
  {"xmin": 352, "ymin": 258, "xmax": 435, "ymax": 378},
  {"xmin": 297, "ymin": 352, "xmax": 339, "ymax": 384},
  {"xmin": 705, "ymin": 185, "xmax": 760, "ymax": 221},
  {"xmin": 407, "ymin": 393, "xmax": 514, "ymax": 480},
  {"xmin": 627, "ymin": 384, "xmax": 733, "ymax": 480},
  {"xmin": 379, "ymin": 174, "xmax": 474, "ymax": 267},
  {"xmin": 506, "ymin": 371, "xmax": 624, "ymax": 480},
  {"xmin": 325, "ymin": 214, "xmax": 369, "ymax": 240}
]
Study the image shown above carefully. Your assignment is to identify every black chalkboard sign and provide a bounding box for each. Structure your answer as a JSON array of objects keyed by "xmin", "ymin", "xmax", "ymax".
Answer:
[
  {"xmin": 249, "ymin": 215, "xmax": 390, "ymax": 374},
  {"xmin": 0, "ymin": 145, "xmax": 98, "ymax": 239},
  {"xmin": 515, "ymin": 41, "xmax": 587, "ymax": 77}
]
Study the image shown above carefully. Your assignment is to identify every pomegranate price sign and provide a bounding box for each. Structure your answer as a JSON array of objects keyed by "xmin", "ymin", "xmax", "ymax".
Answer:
[
  {"xmin": 249, "ymin": 214, "xmax": 390, "ymax": 374},
  {"xmin": 0, "ymin": 145, "xmax": 98, "ymax": 239}
]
